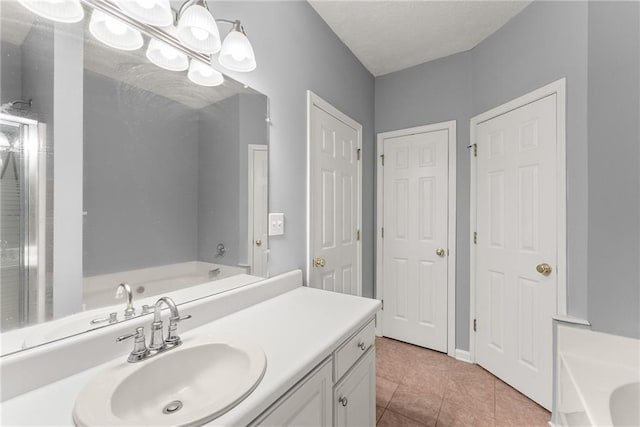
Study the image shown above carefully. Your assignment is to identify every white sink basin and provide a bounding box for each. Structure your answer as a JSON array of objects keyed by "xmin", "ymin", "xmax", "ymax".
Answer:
[{"xmin": 73, "ymin": 337, "xmax": 266, "ymax": 426}]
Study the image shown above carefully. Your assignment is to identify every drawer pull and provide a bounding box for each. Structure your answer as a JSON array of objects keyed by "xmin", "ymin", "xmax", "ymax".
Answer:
[
  {"xmin": 358, "ymin": 341, "xmax": 366, "ymax": 351},
  {"xmin": 339, "ymin": 396, "xmax": 348, "ymax": 407}
]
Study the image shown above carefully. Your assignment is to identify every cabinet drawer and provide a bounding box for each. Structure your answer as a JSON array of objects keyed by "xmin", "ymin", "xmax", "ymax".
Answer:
[{"xmin": 334, "ymin": 320, "xmax": 375, "ymax": 381}]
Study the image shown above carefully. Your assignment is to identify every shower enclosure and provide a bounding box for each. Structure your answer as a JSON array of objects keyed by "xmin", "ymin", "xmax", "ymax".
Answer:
[{"xmin": 0, "ymin": 112, "xmax": 49, "ymax": 331}]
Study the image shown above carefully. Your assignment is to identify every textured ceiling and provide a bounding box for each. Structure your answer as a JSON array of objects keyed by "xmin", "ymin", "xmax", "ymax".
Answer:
[{"xmin": 308, "ymin": 0, "xmax": 532, "ymax": 76}]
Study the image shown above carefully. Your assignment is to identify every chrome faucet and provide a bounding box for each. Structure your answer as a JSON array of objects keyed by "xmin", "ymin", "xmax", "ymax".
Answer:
[
  {"xmin": 117, "ymin": 296, "xmax": 191, "ymax": 363},
  {"xmin": 116, "ymin": 283, "xmax": 136, "ymax": 319}
]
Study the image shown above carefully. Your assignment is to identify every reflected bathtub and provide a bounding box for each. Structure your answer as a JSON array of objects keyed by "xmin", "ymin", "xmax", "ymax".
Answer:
[
  {"xmin": 0, "ymin": 263, "xmax": 261, "ymax": 355},
  {"xmin": 83, "ymin": 261, "xmax": 250, "ymax": 310}
]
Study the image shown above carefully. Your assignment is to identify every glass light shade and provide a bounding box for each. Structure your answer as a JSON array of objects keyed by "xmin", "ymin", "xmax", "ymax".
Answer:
[
  {"xmin": 146, "ymin": 37, "xmax": 189, "ymax": 72},
  {"xmin": 219, "ymin": 30, "xmax": 256, "ymax": 72},
  {"xmin": 176, "ymin": 5, "xmax": 221, "ymax": 54},
  {"xmin": 113, "ymin": 0, "xmax": 173, "ymax": 27},
  {"xmin": 188, "ymin": 60, "xmax": 223, "ymax": 87},
  {"xmin": 17, "ymin": 0, "xmax": 84, "ymax": 23},
  {"xmin": 89, "ymin": 10, "xmax": 144, "ymax": 51}
]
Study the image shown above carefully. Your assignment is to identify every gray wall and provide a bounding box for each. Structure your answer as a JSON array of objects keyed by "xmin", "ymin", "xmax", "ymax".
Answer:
[
  {"xmin": 0, "ymin": 41, "xmax": 22, "ymax": 105},
  {"xmin": 375, "ymin": 52, "xmax": 474, "ymax": 348},
  {"xmin": 587, "ymin": 1, "xmax": 640, "ymax": 338},
  {"xmin": 376, "ymin": 1, "xmax": 595, "ymax": 349},
  {"xmin": 472, "ymin": 0, "xmax": 590, "ymax": 334},
  {"xmin": 83, "ymin": 71, "xmax": 200, "ymax": 276},
  {"xmin": 198, "ymin": 96, "xmax": 241, "ymax": 266},
  {"xmin": 198, "ymin": 93, "xmax": 268, "ymax": 266},
  {"xmin": 211, "ymin": 1, "xmax": 376, "ymax": 297}
]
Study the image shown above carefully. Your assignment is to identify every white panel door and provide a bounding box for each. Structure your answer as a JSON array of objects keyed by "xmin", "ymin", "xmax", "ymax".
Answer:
[
  {"xmin": 476, "ymin": 94, "xmax": 557, "ymax": 409},
  {"xmin": 309, "ymin": 101, "xmax": 360, "ymax": 295},
  {"xmin": 249, "ymin": 146, "xmax": 268, "ymax": 277},
  {"xmin": 382, "ymin": 130, "xmax": 449, "ymax": 352}
]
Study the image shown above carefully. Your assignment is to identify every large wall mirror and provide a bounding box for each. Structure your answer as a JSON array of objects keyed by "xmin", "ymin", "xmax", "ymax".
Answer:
[{"xmin": 0, "ymin": 0, "xmax": 269, "ymax": 355}]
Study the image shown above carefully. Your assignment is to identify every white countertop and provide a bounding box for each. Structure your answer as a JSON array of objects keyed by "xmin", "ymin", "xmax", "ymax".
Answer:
[{"xmin": 1, "ymin": 285, "xmax": 380, "ymax": 426}]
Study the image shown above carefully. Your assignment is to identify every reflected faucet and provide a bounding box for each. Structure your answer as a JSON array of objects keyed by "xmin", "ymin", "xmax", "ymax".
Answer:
[{"xmin": 116, "ymin": 283, "xmax": 135, "ymax": 319}]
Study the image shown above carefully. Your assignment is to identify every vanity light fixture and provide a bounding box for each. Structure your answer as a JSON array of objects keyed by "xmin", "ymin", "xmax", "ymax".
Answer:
[
  {"xmin": 218, "ymin": 20, "xmax": 256, "ymax": 72},
  {"xmin": 113, "ymin": 0, "xmax": 173, "ymax": 28},
  {"xmin": 188, "ymin": 60, "xmax": 224, "ymax": 87},
  {"xmin": 146, "ymin": 27, "xmax": 189, "ymax": 71},
  {"xmin": 176, "ymin": 0, "xmax": 221, "ymax": 55},
  {"xmin": 89, "ymin": 9, "xmax": 144, "ymax": 51},
  {"xmin": 16, "ymin": 0, "xmax": 85, "ymax": 23}
]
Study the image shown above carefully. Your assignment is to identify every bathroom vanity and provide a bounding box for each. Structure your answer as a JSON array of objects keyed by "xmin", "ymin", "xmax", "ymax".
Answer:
[{"xmin": 0, "ymin": 270, "xmax": 380, "ymax": 426}]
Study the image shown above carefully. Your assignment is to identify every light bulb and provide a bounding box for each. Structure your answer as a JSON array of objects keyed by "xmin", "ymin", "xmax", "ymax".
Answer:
[
  {"xmin": 219, "ymin": 29, "xmax": 256, "ymax": 72},
  {"xmin": 188, "ymin": 60, "xmax": 223, "ymax": 86},
  {"xmin": 16, "ymin": 0, "xmax": 84, "ymax": 23},
  {"xmin": 105, "ymin": 18, "xmax": 127, "ymax": 36},
  {"xmin": 113, "ymin": 0, "xmax": 173, "ymax": 27},
  {"xmin": 89, "ymin": 10, "xmax": 143, "ymax": 51},
  {"xmin": 176, "ymin": 4, "xmax": 221, "ymax": 54},
  {"xmin": 135, "ymin": 0, "xmax": 155, "ymax": 9},
  {"xmin": 160, "ymin": 45, "xmax": 177, "ymax": 60},
  {"xmin": 231, "ymin": 49, "xmax": 246, "ymax": 61},
  {"xmin": 190, "ymin": 27, "xmax": 209, "ymax": 41}
]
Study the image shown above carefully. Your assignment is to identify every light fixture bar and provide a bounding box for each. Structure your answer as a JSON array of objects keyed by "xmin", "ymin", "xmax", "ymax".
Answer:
[{"xmin": 80, "ymin": 0, "xmax": 212, "ymax": 65}]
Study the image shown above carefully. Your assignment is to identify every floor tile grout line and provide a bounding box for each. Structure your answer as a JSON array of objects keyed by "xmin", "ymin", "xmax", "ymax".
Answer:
[
  {"xmin": 433, "ymin": 387, "xmax": 446, "ymax": 427},
  {"xmin": 382, "ymin": 407, "xmax": 429, "ymax": 427},
  {"xmin": 384, "ymin": 381, "xmax": 400, "ymax": 409}
]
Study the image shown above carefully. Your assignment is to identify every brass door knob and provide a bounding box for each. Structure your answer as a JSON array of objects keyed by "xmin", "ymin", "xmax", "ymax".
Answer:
[
  {"xmin": 436, "ymin": 248, "xmax": 446, "ymax": 257},
  {"xmin": 536, "ymin": 263, "xmax": 552, "ymax": 275},
  {"xmin": 255, "ymin": 240, "xmax": 262, "ymax": 246},
  {"xmin": 313, "ymin": 257, "xmax": 326, "ymax": 268}
]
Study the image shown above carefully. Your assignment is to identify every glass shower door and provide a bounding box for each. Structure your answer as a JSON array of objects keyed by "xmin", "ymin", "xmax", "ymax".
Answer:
[{"xmin": 0, "ymin": 113, "xmax": 47, "ymax": 331}]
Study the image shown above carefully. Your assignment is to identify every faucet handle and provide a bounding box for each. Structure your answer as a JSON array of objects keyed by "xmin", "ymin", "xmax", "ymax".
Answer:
[
  {"xmin": 117, "ymin": 327, "xmax": 149, "ymax": 362},
  {"xmin": 117, "ymin": 326, "xmax": 144, "ymax": 343},
  {"xmin": 167, "ymin": 314, "xmax": 192, "ymax": 344}
]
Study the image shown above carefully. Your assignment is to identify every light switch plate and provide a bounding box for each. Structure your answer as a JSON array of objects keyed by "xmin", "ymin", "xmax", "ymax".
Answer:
[{"xmin": 268, "ymin": 213, "xmax": 284, "ymax": 236}]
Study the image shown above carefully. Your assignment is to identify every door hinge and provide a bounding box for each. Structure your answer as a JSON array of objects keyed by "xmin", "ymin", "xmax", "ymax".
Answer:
[
  {"xmin": 380, "ymin": 154, "xmax": 384, "ymax": 166},
  {"xmin": 469, "ymin": 143, "xmax": 477, "ymax": 157},
  {"xmin": 381, "ymin": 299, "xmax": 384, "ymax": 310},
  {"xmin": 357, "ymin": 148, "xmax": 361, "ymax": 161},
  {"xmin": 473, "ymin": 231, "xmax": 477, "ymax": 244},
  {"xmin": 381, "ymin": 227, "xmax": 384, "ymax": 238},
  {"xmin": 474, "ymin": 318, "xmax": 477, "ymax": 332},
  {"xmin": 356, "ymin": 229, "xmax": 360, "ymax": 241}
]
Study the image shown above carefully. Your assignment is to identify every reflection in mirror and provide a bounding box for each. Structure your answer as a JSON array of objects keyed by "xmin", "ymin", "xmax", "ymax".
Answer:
[{"xmin": 0, "ymin": 1, "xmax": 269, "ymax": 355}]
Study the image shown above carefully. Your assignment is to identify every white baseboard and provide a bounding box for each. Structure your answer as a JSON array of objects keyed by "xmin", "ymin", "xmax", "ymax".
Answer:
[{"xmin": 455, "ymin": 349, "xmax": 472, "ymax": 363}]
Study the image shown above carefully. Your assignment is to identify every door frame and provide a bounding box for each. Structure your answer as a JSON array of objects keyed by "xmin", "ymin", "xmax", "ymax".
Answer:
[
  {"xmin": 375, "ymin": 120, "xmax": 457, "ymax": 357},
  {"xmin": 247, "ymin": 144, "xmax": 268, "ymax": 277},
  {"xmin": 306, "ymin": 91, "xmax": 363, "ymax": 294},
  {"xmin": 469, "ymin": 78, "xmax": 567, "ymax": 362}
]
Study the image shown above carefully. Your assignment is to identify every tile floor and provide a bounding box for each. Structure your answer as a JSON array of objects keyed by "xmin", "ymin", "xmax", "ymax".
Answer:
[{"xmin": 375, "ymin": 337, "xmax": 551, "ymax": 427}]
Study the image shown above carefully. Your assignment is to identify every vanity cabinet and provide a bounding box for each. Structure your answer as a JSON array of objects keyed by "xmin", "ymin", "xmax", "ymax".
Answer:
[
  {"xmin": 253, "ymin": 360, "xmax": 333, "ymax": 426},
  {"xmin": 250, "ymin": 319, "xmax": 376, "ymax": 427},
  {"xmin": 334, "ymin": 349, "xmax": 376, "ymax": 427}
]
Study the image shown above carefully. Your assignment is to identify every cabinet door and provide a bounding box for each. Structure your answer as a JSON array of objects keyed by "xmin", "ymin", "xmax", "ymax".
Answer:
[
  {"xmin": 254, "ymin": 360, "xmax": 332, "ymax": 426},
  {"xmin": 334, "ymin": 349, "xmax": 376, "ymax": 427}
]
